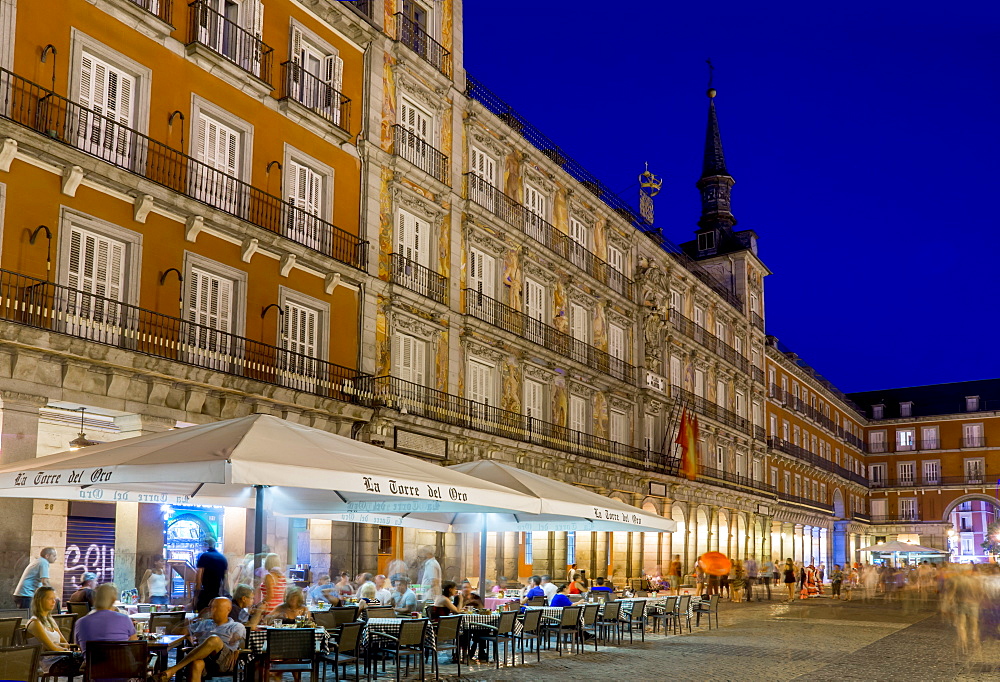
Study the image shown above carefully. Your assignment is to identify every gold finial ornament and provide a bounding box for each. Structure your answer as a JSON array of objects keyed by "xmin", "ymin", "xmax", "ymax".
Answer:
[{"xmin": 707, "ymin": 88, "xmax": 717, "ymax": 98}]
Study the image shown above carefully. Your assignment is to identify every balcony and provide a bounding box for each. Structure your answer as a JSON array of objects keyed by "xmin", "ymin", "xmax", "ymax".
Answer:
[
  {"xmin": 674, "ymin": 387, "xmax": 751, "ymax": 435},
  {"xmin": 698, "ymin": 465, "xmax": 777, "ymax": 497},
  {"xmin": 394, "ymin": 12, "xmax": 451, "ymax": 78},
  {"xmin": 668, "ymin": 311, "xmax": 748, "ymax": 374},
  {"xmin": 128, "ymin": 0, "xmax": 172, "ymax": 23},
  {"xmin": 392, "ymin": 124, "xmax": 449, "ymax": 184},
  {"xmin": 963, "ymin": 435, "xmax": 987, "ymax": 448},
  {"xmin": 751, "ymin": 366, "xmax": 765, "ymax": 385},
  {"xmin": 870, "ymin": 474, "xmax": 990, "ymax": 489},
  {"xmin": 777, "ymin": 490, "xmax": 834, "ymax": 513},
  {"xmin": 187, "ymin": 1, "xmax": 274, "ymax": 85},
  {"xmin": 279, "ymin": 61, "xmax": 351, "ymax": 132},
  {"xmin": 0, "ymin": 268, "xmax": 365, "ymax": 403},
  {"xmin": 0, "ymin": 69, "xmax": 367, "ymax": 270},
  {"xmin": 870, "ymin": 514, "xmax": 922, "ymax": 524},
  {"xmin": 751, "ymin": 311, "xmax": 764, "ymax": 332},
  {"xmin": 852, "ymin": 512, "xmax": 872, "ymax": 523},
  {"xmin": 389, "ymin": 253, "xmax": 448, "ymax": 304},
  {"xmin": 754, "ymin": 425, "xmax": 767, "ymax": 442},
  {"xmin": 768, "ymin": 437, "xmax": 868, "ymax": 486},
  {"xmin": 360, "ymin": 376, "xmax": 676, "ymax": 474},
  {"xmin": 465, "ymin": 174, "xmax": 634, "ymax": 300},
  {"xmin": 463, "ymin": 289, "xmax": 634, "ymax": 383}
]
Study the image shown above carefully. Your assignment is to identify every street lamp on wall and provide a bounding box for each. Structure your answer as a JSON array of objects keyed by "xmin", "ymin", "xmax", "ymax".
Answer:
[
  {"xmin": 261, "ymin": 303, "xmax": 285, "ymax": 341},
  {"xmin": 40, "ymin": 45, "xmax": 57, "ymax": 92},
  {"xmin": 29, "ymin": 225, "xmax": 52, "ymax": 281},
  {"xmin": 159, "ymin": 268, "xmax": 184, "ymax": 313},
  {"xmin": 168, "ymin": 111, "xmax": 186, "ymax": 150}
]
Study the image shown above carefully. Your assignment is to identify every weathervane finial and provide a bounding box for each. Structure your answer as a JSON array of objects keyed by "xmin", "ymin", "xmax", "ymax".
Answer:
[{"xmin": 706, "ymin": 59, "xmax": 717, "ymax": 98}]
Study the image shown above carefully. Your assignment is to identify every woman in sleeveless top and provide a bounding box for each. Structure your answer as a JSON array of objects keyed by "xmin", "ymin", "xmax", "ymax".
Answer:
[
  {"xmin": 140, "ymin": 554, "xmax": 170, "ymax": 605},
  {"xmin": 430, "ymin": 581, "xmax": 461, "ymax": 621},
  {"xmin": 26, "ymin": 586, "xmax": 81, "ymax": 676},
  {"xmin": 261, "ymin": 553, "xmax": 287, "ymax": 614}
]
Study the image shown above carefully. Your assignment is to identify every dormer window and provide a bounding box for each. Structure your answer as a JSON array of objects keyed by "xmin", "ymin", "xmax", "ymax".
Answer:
[
  {"xmin": 872, "ymin": 404, "xmax": 884, "ymax": 420},
  {"xmin": 697, "ymin": 231, "xmax": 716, "ymax": 253},
  {"xmin": 966, "ymin": 396, "xmax": 980, "ymax": 412},
  {"xmin": 900, "ymin": 401, "xmax": 912, "ymax": 417}
]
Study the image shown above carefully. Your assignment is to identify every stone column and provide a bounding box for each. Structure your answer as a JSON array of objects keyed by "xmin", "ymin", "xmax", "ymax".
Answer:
[
  {"xmin": 0, "ymin": 392, "xmax": 49, "ymax": 607},
  {"xmin": 112, "ymin": 414, "xmax": 175, "ymax": 591}
]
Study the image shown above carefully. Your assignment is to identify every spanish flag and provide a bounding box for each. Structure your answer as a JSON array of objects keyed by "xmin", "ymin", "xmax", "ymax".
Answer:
[{"xmin": 676, "ymin": 409, "xmax": 699, "ymax": 481}]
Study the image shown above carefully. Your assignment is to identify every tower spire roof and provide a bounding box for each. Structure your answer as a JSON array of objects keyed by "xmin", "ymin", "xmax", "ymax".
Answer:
[{"xmin": 701, "ymin": 91, "xmax": 729, "ymax": 179}]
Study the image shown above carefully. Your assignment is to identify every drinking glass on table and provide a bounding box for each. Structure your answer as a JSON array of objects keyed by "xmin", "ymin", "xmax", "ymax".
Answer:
[{"xmin": 156, "ymin": 626, "xmax": 167, "ymax": 637}]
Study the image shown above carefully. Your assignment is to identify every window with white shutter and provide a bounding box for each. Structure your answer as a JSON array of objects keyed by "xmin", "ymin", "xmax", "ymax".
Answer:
[
  {"xmin": 610, "ymin": 410, "xmax": 628, "ymax": 444},
  {"xmin": 606, "ymin": 245, "xmax": 625, "ymax": 293},
  {"xmin": 468, "ymin": 147, "xmax": 497, "ymax": 209},
  {"xmin": 467, "ymin": 359, "xmax": 494, "ymax": 406},
  {"xmin": 399, "ymin": 98, "xmax": 432, "ymax": 169},
  {"xmin": 523, "ymin": 184, "xmax": 547, "ymax": 242},
  {"xmin": 524, "ymin": 379, "xmax": 544, "ymax": 420},
  {"xmin": 396, "ymin": 210, "xmax": 427, "ymax": 266},
  {"xmin": 392, "ymin": 331, "xmax": 426, "ymax": 386},
  {"xmin": 523, "ymin": 278, "xmax": 545, "ymax": 346},
  {"xmin": 186, "ymin": 266, "xmax": 235, "ymax": 363},
  {"xmin": 716, "ymin": 380, "xmax": 727, "ymax": 409},
  {"xmin": 608, "ymin": 324, "xmax": 625, "ymax": 361},
  {"xmin": 569, "ymin": 395, "xmax": 587, "ymax": 434},
  {"xmin": 644, "ymin": 415, "xmax": 656, "ymax": 452},
  {"xmin": 289, "ymin": 26, "xmax": 344, "ymax": 124},
  {"xmin": 670, "ymin": 355, "xmax": 681, "ymax": 388},
  {"xmin": 193, "ymin": 112, "xmax": 241, "ymax": 212},
  {"xmin": 286, "ymin": 159, "xmax": 325, "ymax": 250},
  {"xmin": 65, "ymin": 225, "xmax": 127, "ymax": 342},
  {"xmin": 570, "ymin": 303, "xmax": 588, "ymax": 342},
  {"xmin": 467, "ymin": 247, "xmax": 496, "ymax": 324},
  {"xmin": 77, "ymin": 51, "xmax": 135, "ymax": 162},
  {"xmin": 922, "ymin": 460, "xmax": 940, "ymax": 485},
  {"xmin": 694, "ymin": 369, "xmax": 705, "ymax": 398},
  {"xmin": 282, "ymin": 298, "xmax": 320, "ymax": 388},
  {"xmin": 568, "ymin": 217, "xmax": 588, "ymax": 268}
]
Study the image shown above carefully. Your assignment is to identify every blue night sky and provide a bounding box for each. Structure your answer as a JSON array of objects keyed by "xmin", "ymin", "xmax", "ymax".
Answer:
[{"xmin": 461, "ymin": 2, "xmax": 1000, "ymax": 393}]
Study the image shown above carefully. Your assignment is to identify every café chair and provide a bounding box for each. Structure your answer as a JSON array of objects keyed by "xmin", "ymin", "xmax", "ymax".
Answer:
[
  {"xmin": 429, "ymin": 615, "xmax": 462, "ymax": 679},
  {"xmin": 476, "ymin": 610, "xmax": 518, "ymax": 668},
  {"xmin": 515, "ymin": 608, "xmax": 544, "ymax": 663},
  {"xmin": 619, "ymin": 600, "xmax": 648, "ymax": 644},
  {"xmin": 320, "ymin": 621, "xmax": 365, "ymax": 682},
  {"xmin": 650, "ymin": 596, "xmax": 677, "ymax": 635},
  {"xmin": 66, "ymin": 603, "xmax": 90, "ymax": 618},
  {"xmin": 0, "ymin": 645, "xmax": 40, "ymax": 682},
  {"xmin": 543, "ymin": 605, "xmax": 581, "ymax": 656},
  {"xmin": 674, "ymin": 595, "xmax": 693, "ymax": 634},
  {"xmin": 84, "ymin": 641, "xmax": 149, "ymax": 682},
  {"xmin": 0, "ymin": 617, "xmax": 23, "ymax": 647},
  {"xmin": 314, "ymin": 606, "xmax": 358, "ymax": 632},
  {"xmin": 368, "ymin": 618, "xmax": 428, "ymax": 682},
  {"xmin": 365, "ymin": 607, "xmax": 396, "ymax": 619},
  {"xmin": 149, "ymin": 611, "xmax": 187, "ymax": 636},
  {"xmin": 579, "ymin": 604, "xmax": 600, "ymax": 652},
  {"xmin": 527, "ymin": 596, "xmax": 546, "ymax": 606},
  {"xmin": 52, "ymin": 614, "xmax": 77, "ymax": 645},
  {"xmin": 260, "ymin": 628, "xmax": 318, "ymax": 682},
  {"xmin": 694, "ymin": 594, "xmax": 720, "ymax": 630},
  {"xmin": 597, "ymin": 601, "xmax": 622, "ymax": 645}
]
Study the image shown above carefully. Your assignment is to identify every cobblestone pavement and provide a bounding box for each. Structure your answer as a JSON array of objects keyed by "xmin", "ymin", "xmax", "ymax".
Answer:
[{"xmin": 428, "ymin": 596, "xmax": 1000, "ymax": 681}]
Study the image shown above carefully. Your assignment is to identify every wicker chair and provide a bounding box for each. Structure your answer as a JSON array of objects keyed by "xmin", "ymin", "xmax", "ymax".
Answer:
[
  {"xmin": 0, "ymin": 645, "xmax": 40, "ymax": 682},
  {"xmin": 368, "ymin": 618, "xmax": 428, "ymax": 682},
  {"xmin": 543, "ymin": 605, "xmax": 581, "ymax": 656},
  {"xmin": 84, "ymin": 641, "xmax": 149, "ymax": 682},
  {"xmin": 148, "ymin": 611, "xmax": 187, "ymax": 636},
  {"xmin": 260, "ymin": 628, "xmax": 318, "ymax": 681},
  {"xmin": 430, "ymin": 614, "xmax": 462, "ymax": 679},
  {"xmin": 320, "ymin": 621, "xmax": 365, "ymax": 682},
  {"xmin": 65, "ymin": 603, "xmax": 90, "ymax": 619},
  {"xmin": 514, "ymin": 608, "xmax": 544, "ymax": 663},
  {"xmin": 597, "ymin": 601, "xmax": 622, "ymax": 645},
  {"xmin": 0, "ymin": 617, "xmax": 23, "ymax": 647}
]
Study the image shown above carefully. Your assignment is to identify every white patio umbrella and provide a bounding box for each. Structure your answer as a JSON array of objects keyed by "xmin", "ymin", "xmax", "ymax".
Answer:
[
  {"xmin": 313, "ymin": 460, "xmax": 676, "ymax": 590},
  {"xmin": 0, "ymin": 414, "xmax": 541, "ymax": 566},
  {"xmin": 858, "ymin": 540, "xmax": 947, "ymax": 565}
]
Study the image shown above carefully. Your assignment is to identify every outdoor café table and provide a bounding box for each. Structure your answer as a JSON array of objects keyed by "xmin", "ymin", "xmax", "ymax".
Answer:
[
  {"xmin": 143, "ymin": 634, "xmax": 187, "ymax": 672},
  {"xmin": 363, "ymin": 617, "xmax": 436, "ymax": 650},
  {"xmin": 460, "ymin": 611, "xmax": 524, "ymax": 635},
  {"xmin": 129, "ymin": 612, "xmax": 197, "ymax": 623},
  {"xmin": 483, "ymin": 598, "xmax": 516, "ymax": 610},
  {"xmin": 246, "ymin": 626, "xmax": 329, "ymax": 655}
]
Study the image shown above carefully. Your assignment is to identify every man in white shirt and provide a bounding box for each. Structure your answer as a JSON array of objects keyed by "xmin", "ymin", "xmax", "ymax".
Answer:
[
  {"xmin": 374, "ymin": 574, "xmax": 392, "ymax": 606},
  {"xmin": 541, "ymin": 575, "xmax": 558, "ymax": 603},
  {"xmin": 418, "ymin": 546, "xmax": 442, "ymax": 598}
]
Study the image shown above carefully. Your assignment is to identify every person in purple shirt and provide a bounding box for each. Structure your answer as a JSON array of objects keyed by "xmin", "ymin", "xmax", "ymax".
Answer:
[{"xmin": 74, "ymin": 583, "xmax": 137, "ymax": 652}]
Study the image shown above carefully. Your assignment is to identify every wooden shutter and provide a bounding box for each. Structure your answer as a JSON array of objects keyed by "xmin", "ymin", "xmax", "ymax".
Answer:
[
  {"xmin": 396, "ymin": 211, "xmax": 426, "ymax": 266},
  {"xmin": 524, "ymin": 379, "xmax": 543, "ymax": 419},
  {"xmin": 392, "ymin": 332, "xmax": 425, "ymax": 386},
  {"xmin": 607, "ymin": 245, "xmax": 623, "ymax": 272},
  {"xmin": 67, "ymin": 226, "xmax": 126, "ymax": 304},
  {"xmin": 468, "ymin": 247, "xmax": 495, "ymax": 299},
  {"xmin": 524, "ymin": 185, "xmax": 546, "ymax": 219},
  {"xmin": 524, "ymin": 278, "xmax": 545, "ymax": 321},
  {"xmin": 610, "ymin": 410, "xmax": 627, "ymax": 443},
  {"xmin": 286, "ymin": 160, "xmax": 322, "ymax": 217},
  {"xmin": 399, "ymin": 98, "xmax": 430, "ymax": 141},
  {"xmin": 467, "ymin": 359, "xmax": 493, "ymax": 405},
  {"xmin": 78, "ymin": 52, "xmax": 134, "ymax": 156},
  {"xmin": 569, "ymin": 218, "xmax": 587, "ymax": 248},
  {"xmin": 323, "ymin": 54, "xmax": 344, "ymax": 125},
  {"xmin": 188, "ymin": 267, "xmax": 233, "ymax": 334},
  {"xmin": 570, "ymin": 303, "xmax": 587, "ymax": 342},
  {"xmin": 569, "ymin": 395, "xmax": 587, "ymax": 433},
  {"xmin": 283, "ymin": 300, "xmax": 318, "ymax": 358},
  {"xmin": 608, "ymin": 324, "xmax": 624, "ymax": 361},
  {"xmin": 470, "ymin": 147, "xmax": 496, "ymax": 184},
  {"xmin": 196, "ymin": 114, "xmax": 239, "ymax": 175}
]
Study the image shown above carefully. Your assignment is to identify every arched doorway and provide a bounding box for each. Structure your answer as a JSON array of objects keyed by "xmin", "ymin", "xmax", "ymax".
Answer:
[
  {"xmin": 734, "ymin": 513, "xmax": 747, "ymax": 559},
  {"xmin": 718, "ymin": 509, "xmax": 730, "ymax": 555},
  {"xmin": 943, "ymin": 493, "xmax": 1000, "ymax": 563},
  {"xmin": 833, "ymin": 489, "xmax": 845, "ymax": 518},
  {"xmin": 695, "ymin": 507, "xmax": 711, "ymax": 563}
]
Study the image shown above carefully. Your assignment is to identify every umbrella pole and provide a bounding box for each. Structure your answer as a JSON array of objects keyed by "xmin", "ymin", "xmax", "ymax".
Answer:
[
  {"xmin": 254, "ymin": 485, "xmax": 265, "ymax": 587},
  {"xmin": 479, "ymin": 514, "xmax": 487, "ymax": 595}
]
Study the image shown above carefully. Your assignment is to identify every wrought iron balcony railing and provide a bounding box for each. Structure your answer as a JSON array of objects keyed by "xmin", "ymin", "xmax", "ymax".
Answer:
[
  {"xmin": 867, "ymin": 437, "xmax": 971, "ymax": 454},
  {"xmin": 698, "ymin": 465, "xmax": 777, "ymax": 497},
  {"xmin": 0, "ymin": 269, "xmax": 365, "ymax": 402},
  {"xmin": 754, "ymin": 425, "xmax": 767, "ymax": 442},
  {"xmin": 674, "ymin": 387, "xmax": 751, "ymax": 435},
  {"xmin": 129, "ymin": 0, "xmax": 173, "ymax": 23},
  {"xmin": 870, "ymin": 474, "xmax": 990, "ymax": 489},
  {"xmin": 280, "ymin": 61, "xmax": 351, "ymax": 131},
  {"xmin": 751, "ymin": 311, "xmax": 764, "ymax": 332},
  {"xmin": 869, "ymin": 514, "xmax": 922, "ymax": 524},
  {"xmin": 963, "ymin": 435, "xmax": 987, "ymax": 448},
  {"xmin": 389, "ymin": 253, "xmax": 448, "ymax": 304},
  {"xmin": 751, "ymin": 366, "xmax": 765, "ymax": 385},
  {"xmin": 776, "ymin": 491, "xmax": 834, "ymax": 513},
  {"xmin": 465, "ymin": 174, "xmax": 635, "ymax": 300},
  {"xmin": 463, "ymin": 289, "xmax": 634, "ymax": 383},
  {"xmin": 392, "ymin": 124, "xmax": 449, "ymax": 184},
  {"xmin": 768, "ymin": 437, "xmax": 868, "ymax": 486},
  {"xmin": 358, "ymin": 375, "xmax": 677, "ymax": 474},
  {"xmin": 0, "ymin": 69, "xmax": 367, "ymax": 270},
  {"xmin": 188, "ymin": 1, "xmax": 274, "ymax": 84},
  {"xmin": 394, "ymin": 12, "xmax": 451, "ymax": 77},
  {"xmin": 668, "ymin": 311, "xmax": 749, "ymax": 374},
  {"xmin": 852, "ymin": 512, "xmax": 871, "ymax": 523},
  {"xmin": 769, "ymin": 383, "xmax": 867, "ymax": 452}
]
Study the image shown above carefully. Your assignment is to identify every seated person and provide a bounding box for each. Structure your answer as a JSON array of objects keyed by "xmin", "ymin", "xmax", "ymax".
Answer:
[
  {"xmin": 263, "ymin": 586, "xmax": 312, "ymax": 625},
  {"xmin": 356, "ymin": 582, "xmax": 378, "ymax": 611},
  {"xmin": 26, "ymin": 586, "xmax": 82, "ymax": 678},
  {"xmin": 159, "ymin": 597, "xmax": 245, "ymax": 682},
  {"xmin": 307, "ymin": 574, "xmax": 337, "ymax": 604},
  {"xmin": 389, "ymin": 575, "xmax": 417, "ymax": 615},
  {"xmin": 430, "ymin": 581, "xmax": 461, "ymax": 621},
  {"xmin": 75, "ymin": 583, "xmax": 137, "ymax": 652},
  {"xmin": 590, "ymin": 577, "xmax": 613, "ymax": 594},
  {"xmin": 68, "ymin": 573, "xmax": 97, "ymax": 608},
  {"xmin": 229, "ymin": 584, "xmax": 265, "ymax": 628},
  {"xmin": 521, "ymin": 576, "xmax": 545, "ymax": 604},
  {"xmin": 490, "ymin": 576, "xmax": 507, "ymax": 593},
  {"xmin": 454, "ymin": 581, "xmax": 482, "ymax": 610},
  {"xmin": 550, "ymin": 584, "xmax": 573, "ymax": 608}
]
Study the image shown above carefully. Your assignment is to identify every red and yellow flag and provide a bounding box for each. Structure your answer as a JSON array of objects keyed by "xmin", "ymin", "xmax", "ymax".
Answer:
[{"xmin": 676, "ymin": 409, "xmax": 700, "ymax": 481}]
